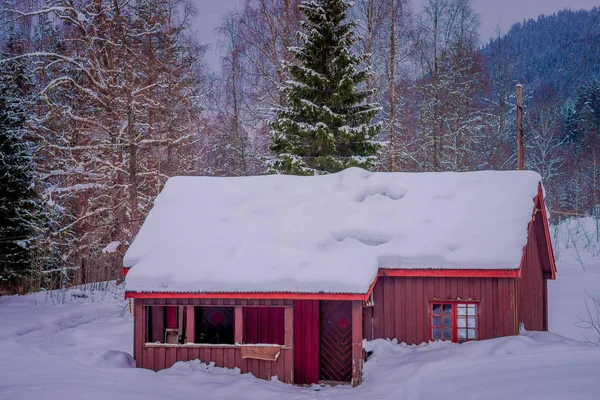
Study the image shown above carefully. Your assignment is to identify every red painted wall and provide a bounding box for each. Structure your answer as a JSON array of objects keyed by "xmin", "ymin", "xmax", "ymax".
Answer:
[
  {"xmin": 517, "ymin": 208, "xmax": 550, "ymax": 331},
  {"xmin": 365, "ymin": 276, "xmax": 518, "ymax": 343},
  {"xmin": 293, "ymin": 300, "xmax": 320, "ymax": 385},
  {"xmin": 135, "ymin": 298, "xmax": 294, "ymax": 383},
  {"xmin": 140, "ymin": 345, "xmax": 292, "ymax": 381},
  {"xmin": 243, "ymin": 307, "xmax": 284, "ymax": 345}
]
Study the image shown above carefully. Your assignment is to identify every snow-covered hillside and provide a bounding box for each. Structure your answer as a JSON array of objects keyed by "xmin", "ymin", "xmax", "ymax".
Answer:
[{"xmin": 1, "ymin": 218, "xmax": 600, "ymax": 399}]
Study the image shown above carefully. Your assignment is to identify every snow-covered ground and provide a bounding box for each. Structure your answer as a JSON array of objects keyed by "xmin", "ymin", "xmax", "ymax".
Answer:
[
  {"xmin": 1, "ymin": 217, "xmax": 600, "ymax": 399},
  {"xmin": 549, "ymin": 217, "xmax": 600, "ymax": 345}
]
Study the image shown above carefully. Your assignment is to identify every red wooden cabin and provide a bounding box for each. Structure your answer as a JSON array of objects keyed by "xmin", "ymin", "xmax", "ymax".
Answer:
[{"xmin": 123, "ymin": 168, "xmax": 556, "ymax": 386}]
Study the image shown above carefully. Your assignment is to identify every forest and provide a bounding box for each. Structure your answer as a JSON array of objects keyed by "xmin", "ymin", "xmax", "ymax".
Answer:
[{"xmin": 0, "ymin": 0, "xmax": 599, "ymax": 294}]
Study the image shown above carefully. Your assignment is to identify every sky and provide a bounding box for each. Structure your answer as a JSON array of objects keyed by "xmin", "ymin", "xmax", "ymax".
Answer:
[{"xmin": 191, "ymin": 0, "xmax": 600, "ymax": 70}]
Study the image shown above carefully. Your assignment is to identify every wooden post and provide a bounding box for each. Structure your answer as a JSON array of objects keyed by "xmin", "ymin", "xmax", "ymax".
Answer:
[
  {"xmin": 234, "ymin": 306, "xmax": 243, "ymax": 344},
  {"xmin": 134, "ymin": 300, "xmax": 144, "ymax": 367},
  {"xmin": 186, "ymin": 306, "xmax": 195, "ymax": 343},
  {"xmin": 351, "ymin": 300, "xmax": 363, "ymax": 387},
  {"xmin": 516, "ymin": 84, "xmax": 524, "ymax": 170},
  {"xmin": 284, "ymin": 307, "xmax": 294, "ymax": 383}
]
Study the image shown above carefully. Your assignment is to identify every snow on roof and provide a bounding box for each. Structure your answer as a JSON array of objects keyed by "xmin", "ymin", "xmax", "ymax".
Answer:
[{"xmin": 124, "ymin": 168, "xmax": 541, "ymax": 294}]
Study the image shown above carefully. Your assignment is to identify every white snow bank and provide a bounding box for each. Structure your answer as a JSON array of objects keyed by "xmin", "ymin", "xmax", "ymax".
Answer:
[
  {"xmin": 360, "ymin": 332, "xmax": 600, "ymax": 399},
  {"xmin": 549, "ymin": 217, "xmax": 600, "ymax": 344},
  {"xmin": 124, "ymin": 168, "xmax": 541, "ymax": 294},
  {"xmin": 2, "ymin": 284, "xmax": 600, "ymax": 399}
]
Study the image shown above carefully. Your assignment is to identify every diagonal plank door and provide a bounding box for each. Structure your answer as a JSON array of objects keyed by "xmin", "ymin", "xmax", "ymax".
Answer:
[{"xmin": 319, "ymin": 300, "xmax": 353, "ymax": 382}]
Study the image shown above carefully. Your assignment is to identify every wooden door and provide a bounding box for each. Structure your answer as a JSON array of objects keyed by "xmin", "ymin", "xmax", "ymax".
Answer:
[
  {"xmin": 293, "ymin": 300, "xmax": 320, "ymax": 385},
  {"xmin": 319, "ymin": 300, "xmax": 352, "ymax": 382}
]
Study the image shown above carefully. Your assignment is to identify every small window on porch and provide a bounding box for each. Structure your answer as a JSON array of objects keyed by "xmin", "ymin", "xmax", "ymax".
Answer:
[
  {"xmin": 430, "ymin": 302, "xmax": 478, "ymax": 342},
  {"xmin": 146, "ymin": 306, "xmax": 185, "ymax": 344},
  {"xmin": 243, "ymin": 307, "xmax": 284, "ymax": 345},
  {"xmin": 194, "ymin": 307, "xmax": 234, "ymax": 344}
]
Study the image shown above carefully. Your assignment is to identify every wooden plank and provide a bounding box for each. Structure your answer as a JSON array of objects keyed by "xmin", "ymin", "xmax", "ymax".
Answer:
[
  {"xmin": 485, "ymin": 279, "xmax": 494, "ymax": 340},
  {"xmin": 180, "ymin": 347, "xmax": 189, "ymax": 362},
  {"xmin": 127, "ymin": 292, "xmax": 367, "ymax": 301},
  {"xmin": 166, "ymin": 347, "xmax": 175, "ymax": 369},
  {"xmin": 474, "ymin": 279, "xmax": 482, "ymax": 301},
  {"xmin": 134, "ymin": 300, "xmax": 144, "ymax": 367},
  {"xmin": 239, "ymin": 348, "xmax": 249, "ymax": 373},
  {"xmin": 425, "ymin": 278, "xmax": 435, "ymax": 340},
  {"xmin": 450, "ymin": 278, "xmax": 458, "ymax": 300},
  {"xmin": 417, "ymin": 278, "xmax": 426, "ymax": 344},
  {"xmin": 493, "ymin": 278, "xmax": 499, "ymax": 337},
  {"xmin": 234, "ymin": 306, "xmax": 243, "ymax": 344},
  {"xmin": 190, "ymin": 348, "xmax": 200, "ymax": 362},
  {"xmin": 215, "ymin": 347, "xmax": 224, "ymax": 368},
  {"xmin": 388, "ymin": 277, "xmax": 397, "ymax": 339},
  {"xmin": 378, "ymin": 268, "xmax": 520, "ymax": 278},
  {"xmin": 284, "ymin": 348, "xmax": 293, "ymax": 383},
  {"xmin": 351, "ymin": 300, "xmax": 363, "ymax": 387},
  {"xmin": 393, "ymin": 277, "xmax": 402, "ymax": 342},
  {"xmin": 362, "ymin": 307, "xmax": 373, "ymax": 341},
  {"xmin": 156, "ymin": 347, "xmax": 166, "ymax": 371},
  {"xmin": 146, "ymin": 347, "xmax": 155, "ymax": 371},
  {"xmin": 372, "ymin": 278, "xmax": 384, "ymax": 338},
  {"xmin": 186, "ymin": 306, "xmax": 195, "ymax": 343},
  {"xmin": 227, "ymin": 348, "xmax": 236, "ymax": 369},
  {"xmin": 234, "ymin": 348, "xmax": 244, "ymax": 373},
  {"xmin": 259, "ymin": 358, "xmax": 266, "ymax": 379},
  {"xmin": 265, "ymin": 359, "xmax": 272, "ymax": 380},
  {"xmin": 405, "ymin": 277, "xmax": 413, "ymax": 343},
  {"xmin": 276, "ymin": 349, "xmax": 285, "ymax": 381},
  {"xmin": 284, "ymin": 307, "xmax": 293, "ymax": 348}
]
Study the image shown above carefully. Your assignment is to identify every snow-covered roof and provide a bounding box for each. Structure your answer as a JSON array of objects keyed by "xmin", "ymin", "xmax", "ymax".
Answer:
[{"xmin": 124, "ymin": 168, "xmax": 541, "ymax": 294}]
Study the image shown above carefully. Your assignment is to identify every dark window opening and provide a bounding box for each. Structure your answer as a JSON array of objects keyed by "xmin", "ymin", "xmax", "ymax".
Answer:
[
  {"xmin": 243, "ymin": 307, "xmax": 284, "ymax": 345},
  {"xmin": 430, "ymin": 302, "xmax": 478, "ymax": 342},
  {"xmin": 194, "ymin": 307, "xmax": 234, "ymax": 344},
  {"xmin": 146, "ymin": 306, "xmax": 185, "ymax": 344}
]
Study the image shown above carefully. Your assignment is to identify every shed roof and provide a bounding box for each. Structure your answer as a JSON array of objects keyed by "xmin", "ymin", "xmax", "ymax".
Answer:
[{"xmin": 124, "ymin": 168, "xmax": 542, "ymax": 295}]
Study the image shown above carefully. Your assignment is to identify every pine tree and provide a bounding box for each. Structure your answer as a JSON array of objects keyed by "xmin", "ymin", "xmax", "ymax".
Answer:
[
  {"xmin": 0, "ymin": 51, "xmax": 38, "ymax": 290},
  {"xmin": 269, "ymin": 0, "xmax": 381, "ymax": 175}
]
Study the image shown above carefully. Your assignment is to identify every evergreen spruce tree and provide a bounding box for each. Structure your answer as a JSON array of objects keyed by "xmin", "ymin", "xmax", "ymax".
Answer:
[
  {"xmin": 0, "ymin": 37, "xmax": 38, "ymax": 291},
  {"xmin": 269, "ymin": 0, "xmax": 381, "ymax": 175}
]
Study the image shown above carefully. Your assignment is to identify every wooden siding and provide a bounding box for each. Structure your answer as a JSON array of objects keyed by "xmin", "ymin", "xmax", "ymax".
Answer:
[
  {"xmin": 243, "ymin": 307, "xmax": 285, "ymax": 345},
  {"xmin": 141, "ymin": 298, "xmax": 293, "ymax": 307},
  {"xmin": 136, "ymin": 298, "xmax": 293, "ymax": 382},
  {"xmin": 139, "ymin": 345, "xmax": 292, "ymax": 382},
  {"xmin": 293, "ymin": 300, "xmax": 320, "ymax": 385},
  {"xmin": 365, "ymin": 276, "xmax": 518, "ymax": 343},
  {"xmin": 516, "ymin": 209, "xmax": 549, "ymax": 331},
  {"xmin": 351, "ymin": 300, "xmax": 363, "ymax": 387}
]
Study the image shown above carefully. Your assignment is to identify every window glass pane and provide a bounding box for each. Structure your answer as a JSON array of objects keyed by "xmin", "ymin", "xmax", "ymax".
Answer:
[
  {"xmin": 433, "ymin": 316, "xmax": 441, "ymax": 326},
  {"xmin": 458, "ymin": 304, "xmax": 466, "ymax": 315},
  {"xmin": 443, "ymin": 304, "xmax": 452, "ymax": 315},
  {"xmin": 458, "ymin": 316, "xmax": 466, "ymax": 328},
  {"xmin": 443, "ymin": 316, "xmax": 452, "ymax": 326},
  {"xmin": 433, "ymin": 328, "xmax": 441, "ymax": 339},
  {"xmin": 468, "ymin": 304, "xmax": 476, "ymax": 315},
  {"xmin": 468, "ymin": 329, "xmax": 477, "ymax": 339},
  {"xmin": 468, "ymin": 317, "xmax": 476, "ymax": 327},
  {"xmin": 443, "ymin": 328, "xmax": 452, "ymax": 339},
  {"xmin": 432, "ymin": 304, "xmax": 441, "ymax": 314},
  {"xmin": 458, "ymin": 328, "xmax": 467, "ymax": 339},
  {"xmin": 195, "ymin": 307, "xmax": 234, "ymax": 344}
]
